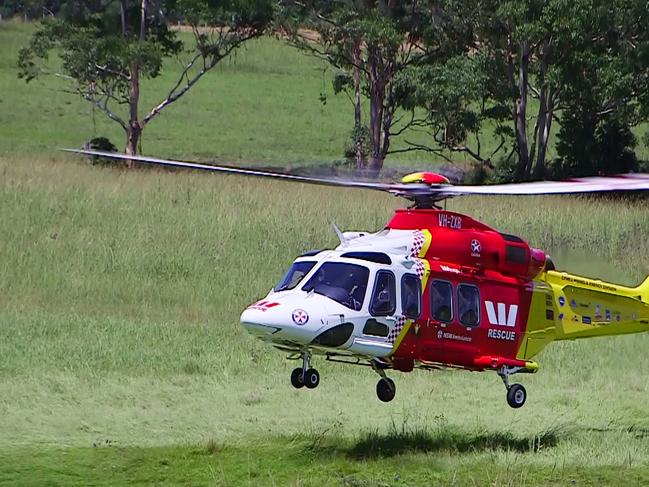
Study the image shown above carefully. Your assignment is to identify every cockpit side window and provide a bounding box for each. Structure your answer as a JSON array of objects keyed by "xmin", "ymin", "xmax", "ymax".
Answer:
[
  {"xmin": 302, "ymin": 262, "xmax": 369, "ymax": 311},
  {"xmin": 370, "ymin": 270, "xmax": 396, "ymax": 316},
  {"xmin": 458, "ymin": 283, "xmax": 480, "ymax": 327},
  {"xmin": 275, "ymin": 261, "xmax": 316, "ymax": 292},
  {"xmin": 430, "ymin": 279, "xmax": 453, "ymax": 323},
  {"xmin": 401, "ymin": 274, "xmax": 421, "ymax": 319}
]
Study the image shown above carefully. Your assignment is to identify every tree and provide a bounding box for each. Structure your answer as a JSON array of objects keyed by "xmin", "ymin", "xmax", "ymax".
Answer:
[
  {"xmin": 392, "ymin": 50, "xmax": 514, "ymax": 170},
  {"xmin": 473, "ymin": 0, "xmax": 649, "ymax": 180},
  {"xmin": 552, "ymin": 0, "xmax": 649, "ymax": 176},
  {"xmin": 280, "ymin": 0, "xmax": 474, "ymax": 175},
  {"xmin": 18, "ymin": 0, "xmax": 273, "ymax": 164}
]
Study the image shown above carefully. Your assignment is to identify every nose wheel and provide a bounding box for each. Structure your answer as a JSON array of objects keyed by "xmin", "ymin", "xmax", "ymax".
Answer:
[{"xmin": 290, "ymin": 352, "xmax": 320, "ymax": 389}]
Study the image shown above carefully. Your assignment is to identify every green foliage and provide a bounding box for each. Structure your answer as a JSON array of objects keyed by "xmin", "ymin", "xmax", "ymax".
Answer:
[
  {"xmin": 18, "ymin": 4, "xmax": 181, "ymax": 83},
  {"xmin": 554, "ymin": 112, "xmax": 638, "ymax": 177},
  {"xmin": 397, "ymin": 54, "xmax": 495, "ymax": 149},
  {"xmin": 280, "ymin": 0, "xmax": 478, "ymax": 172},
  {"xmin": 343, "ymin": 124, "xmax": 369, "ymax": 165},
  {"xmin": 85, "ymin": 136, "xmax": 119, "ymax": 165}
]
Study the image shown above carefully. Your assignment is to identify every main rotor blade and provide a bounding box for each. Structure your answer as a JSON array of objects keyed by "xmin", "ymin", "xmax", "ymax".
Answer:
[
  {"xmin": 448, "ymin": 174, "xmax": 649, "ymax": 196},
  {"xmin": 63, "ymin": 148, "xmax": 428, "ymax": 195},
  {"xmin": 64, "ymin": 149, "xmax": 649, "ymax": 200}
]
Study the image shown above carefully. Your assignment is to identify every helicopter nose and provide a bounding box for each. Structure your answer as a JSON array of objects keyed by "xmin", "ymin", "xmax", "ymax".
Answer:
[
  {"xmin": 239, "ymin": 305, "xmax": 286, "ymax": 338},
  {"xmin": 239, "ymin": 301, "xmax": 321, "ymax": 343}
]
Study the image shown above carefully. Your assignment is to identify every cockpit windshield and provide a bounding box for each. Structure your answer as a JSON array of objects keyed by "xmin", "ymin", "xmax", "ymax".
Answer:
[
  {"xmin": 301, "ymin": 262, "xmax": 369, "ymax": 311},
  {"xmin": 275, "ymin": 261, "xmax": 316, "ymax": 292}
]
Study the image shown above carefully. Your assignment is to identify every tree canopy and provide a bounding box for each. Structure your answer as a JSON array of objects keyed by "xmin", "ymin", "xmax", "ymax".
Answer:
[
  {"xmin": 18, "ymin": 0, "xmax": 273, "ymax": 160},
  {"xmin": 13, "ymin": 0, "xmax": 649, "ymax": 178}
]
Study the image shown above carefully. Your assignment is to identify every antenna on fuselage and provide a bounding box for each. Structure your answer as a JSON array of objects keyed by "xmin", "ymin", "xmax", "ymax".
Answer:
[{"xmin": 332, "ymin": 222, "xmax": 348, "ymax": 247}]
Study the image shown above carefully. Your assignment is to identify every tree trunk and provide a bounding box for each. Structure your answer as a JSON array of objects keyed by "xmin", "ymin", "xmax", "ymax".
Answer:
[
  {"xmin": 126, "ymin": 59, "xmax": 141, "ymax": 166},
  {"xmin": 532, "ymin": 39, "xmax": 553, "ymax": 180},
  {"xmin": 120, "ymin": 0, "xmax": 127, "ymax": 37},
  {"xmin": 124, "ymin": 0, "xmax": 148, "ymax": 167},
  {"xmin": 533, "ymin": 91, "xmax": 554, "ymax": 179},
  {"xmin": 380, "ymin": 80, "xmax": 394, "ymax": 164},
  {"xmin": 514, "ymin": 41, "xmax": 531, "ymax": 180},
  {"xmin": 126, "ymin": 122, "xmax": 141, "ymax": 158},
  {"xmin": 352, "ymin": 39, "xmax": 365, "ymax": 170},
  {"xmin": 368, "ymin": 84, "xmax": 385, "ymax": 175},
  {"xmin": 367, "ymin": 47, "xmax": 385, "ymax": 176}
]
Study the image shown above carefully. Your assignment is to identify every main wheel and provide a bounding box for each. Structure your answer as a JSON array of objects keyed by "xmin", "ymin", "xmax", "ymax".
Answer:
[
  {"xmin": 304, "ymin": 368, "xmax": 320, "ymax": 389},
  {"xmin": 376, "ymin": 377, "xmax": 396, "ymax": 402},
  {"xmin": 291, "ymin": 368, "xmax": 305, "ymax": 389},
  {"xmin": 506, "ymin": 383, "xmax": 526, "ymax": 408}
]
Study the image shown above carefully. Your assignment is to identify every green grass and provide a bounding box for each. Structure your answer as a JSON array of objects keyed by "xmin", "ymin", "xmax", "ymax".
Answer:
[
  {"xmin": 1, "ymin": 156, "xmax": 649, "ymax": 485},
  {"xmin": 2, "ymin": 19, "xmax": 649, "ymax": 486}
]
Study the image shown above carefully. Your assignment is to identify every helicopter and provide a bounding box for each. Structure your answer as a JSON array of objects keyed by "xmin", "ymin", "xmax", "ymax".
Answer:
[{"xmin": 68, "ymin": 149, "xmax": 649, "ymax": 408}]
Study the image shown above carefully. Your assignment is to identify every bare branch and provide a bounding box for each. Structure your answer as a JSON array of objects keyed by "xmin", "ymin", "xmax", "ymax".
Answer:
[
  {"xmin": 388, "ymin": 143, "xmax": 454, "ymax": 163},
  {"xmin": 432, "ymin": 131, "xmax": 494, "ymax": 168},
  {"xmin": 83, "ymin": 92, "xmax": 127, "ymax": 130},
  {"xmin": 142, "ymin": 30, "xmax": 261, "ymax": 127}
]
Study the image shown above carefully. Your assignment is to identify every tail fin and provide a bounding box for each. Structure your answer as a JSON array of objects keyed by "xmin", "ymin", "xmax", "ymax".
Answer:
[{"xmin": 636, "ymin": 275, "xmax": 649, "ymax": 304}]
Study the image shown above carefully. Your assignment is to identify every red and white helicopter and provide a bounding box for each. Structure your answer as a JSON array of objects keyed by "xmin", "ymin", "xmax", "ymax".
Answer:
[{"xmin": 70, "ymin": 149, "xmax": 649, "ymax": 408}]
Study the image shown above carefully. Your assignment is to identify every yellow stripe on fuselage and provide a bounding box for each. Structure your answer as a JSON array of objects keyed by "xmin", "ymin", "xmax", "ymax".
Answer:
[{"xmin": 391, "ymin": 230, "xmax": 432, "ymax": 354}]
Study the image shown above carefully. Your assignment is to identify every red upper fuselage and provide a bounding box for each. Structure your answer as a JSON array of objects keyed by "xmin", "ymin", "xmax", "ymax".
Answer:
[{"xmin": 385, "ymin": 208, "xmax": 549, "ymax": 371}]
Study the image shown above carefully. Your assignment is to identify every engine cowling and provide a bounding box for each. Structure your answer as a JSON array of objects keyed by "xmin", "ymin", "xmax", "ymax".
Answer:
[{"xmin": 387, "ymin": 209, "xmax": 550, "ymax": 279}]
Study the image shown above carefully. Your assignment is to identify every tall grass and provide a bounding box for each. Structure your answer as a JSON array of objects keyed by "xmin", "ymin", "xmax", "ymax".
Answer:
[{"xmin": 1, "ymin": 156, "xmax": 649, "ymax": 474}]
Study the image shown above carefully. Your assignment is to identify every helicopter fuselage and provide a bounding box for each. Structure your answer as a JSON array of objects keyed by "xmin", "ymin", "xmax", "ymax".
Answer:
[{"xmin": 240, "ymin": 208, "xmax": 649, "ymax": 405}]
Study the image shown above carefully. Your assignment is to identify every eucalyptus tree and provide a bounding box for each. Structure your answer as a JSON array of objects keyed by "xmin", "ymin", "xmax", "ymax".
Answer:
[
  {"xmin": 475, "ymin": 0, "xmax": 649, "ymax": 179},
  {"xmin": 280, "ymin": 0, "xmax": 474, "ymax": 174},
  {"xmin": 18, "ymin": 0, "xmax": 273, "ymax": 163}
]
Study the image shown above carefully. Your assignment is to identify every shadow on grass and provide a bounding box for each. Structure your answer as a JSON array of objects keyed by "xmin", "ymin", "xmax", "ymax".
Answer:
[{"xmin": 301, "ymin": 424, "xmax": 565, "ymax": 460}]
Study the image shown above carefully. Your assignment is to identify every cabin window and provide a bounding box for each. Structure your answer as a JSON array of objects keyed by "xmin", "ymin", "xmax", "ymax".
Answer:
[
  {"xmin": 401, "ymin": 274, "xmax": 421, "ymax": 319},
  {"xmin": 370, "ymin": 270, "xmax": 396, "ymax": 316},
  {"xmin": 458, "ymin": 283, "xmax": 480, "ymax": 327},
  {"xmin": 275, "ymin": 261, "xmax": 316, "ymax": 292},
  {"xmin": 430, "ymin": 280, "xmax": 453, "ymax": 323},
  {"xmin": 302, "ymin": 262, "xmax": 369, "ymax": 311},
  {"xmin": 363, "ymin": 319, "xmax": 389, "ymax": 337}
]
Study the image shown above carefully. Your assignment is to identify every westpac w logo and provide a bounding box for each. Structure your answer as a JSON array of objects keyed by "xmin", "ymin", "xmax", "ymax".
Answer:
[{"xmin": 485, "ymin": 301, "xmax": 518, "ymax": 327}]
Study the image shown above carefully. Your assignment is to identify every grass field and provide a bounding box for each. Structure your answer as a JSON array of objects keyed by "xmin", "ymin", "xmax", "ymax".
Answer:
[{"xmin": 2, "ymin": 19, "xmax": 649, "ymax": 486}]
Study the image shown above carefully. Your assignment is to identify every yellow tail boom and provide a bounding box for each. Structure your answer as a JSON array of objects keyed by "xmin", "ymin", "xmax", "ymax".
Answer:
[{"xmin": 518, "ymin": 271, "xmax": 649, "ymax": 361}]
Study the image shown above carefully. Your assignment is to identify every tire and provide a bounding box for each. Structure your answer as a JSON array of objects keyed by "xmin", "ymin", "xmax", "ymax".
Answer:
[
  {"xmin": 506, "ymin": 383, "xmax": 526, "ymax": 408},
  {"xmin": 376, "ymin": 377, "xmax": 396, "ymax": 402},
  {"xmin": 291, "ymin": 368, "xmax": 305, "ymax": 389},
  {"xmin": 304, "ymin": 368, "xmax": 320, "ymax": 389}
]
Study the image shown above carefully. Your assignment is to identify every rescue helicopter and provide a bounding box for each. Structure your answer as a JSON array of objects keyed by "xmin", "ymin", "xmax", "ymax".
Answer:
[{"xmin": 68, "ymin": 149, "xmax": 649, "ymax": 409}]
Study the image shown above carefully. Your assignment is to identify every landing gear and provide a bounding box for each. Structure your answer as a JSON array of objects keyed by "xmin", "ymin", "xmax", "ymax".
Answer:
[
  {"xmin": 304, "ymin": 368, "xmax": 320, "ymax": 389},
  {"xmin": 290, "ymin": 367, "xmax": 305, "ymax": 389},
  {"xmin": 372, "ymin": 359, "xmax": 396, "ymax": 402},
  {"xmin": 290, "ymin": 352, "xmax": 320, "ymax": 390},
  {"xmin": 498, "ymin": 366, "xmax": 527, "ymax": 409},
  {"xmin": 506, "ymin": 383, "xmax": 527, "ymax": 409}
]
